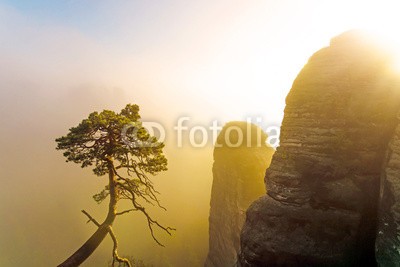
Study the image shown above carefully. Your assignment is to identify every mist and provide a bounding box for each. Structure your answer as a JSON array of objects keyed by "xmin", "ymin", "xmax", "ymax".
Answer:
[{"xmin": 2, "ymin": 0, "xmax": 399, "ymax": 266}]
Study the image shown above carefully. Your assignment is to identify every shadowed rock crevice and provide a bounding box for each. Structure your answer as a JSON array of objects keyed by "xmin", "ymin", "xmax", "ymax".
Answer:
[{"xmin": 239, "ymin": 30, "xmax": 400, "ymax": 266}]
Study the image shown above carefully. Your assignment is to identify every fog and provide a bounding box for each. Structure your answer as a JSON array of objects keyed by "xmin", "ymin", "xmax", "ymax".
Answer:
[
  {"xmin": 0, "ymin": 9, "xmax": 221, "ymax": 263},
  {"xmin": 2, "ymin": 0, "xmax": 399, "ymax": 266},
  {"xmin": 0, "ymin": 81, "xmax": 215, "ymax": 266}
]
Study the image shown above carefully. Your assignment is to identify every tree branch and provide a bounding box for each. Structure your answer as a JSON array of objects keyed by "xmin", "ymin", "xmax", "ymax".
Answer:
[
  {"xmin": 81, "ymin": 210, "xmax": 101, "ymax": 227},
  {"xmin": 114, "ymin": 167, "xmax": 167, "ymax": 211},
  {"xmin": 108, "ymin": 226, "xmax": 131, "ymax": 267},
  {"xmin": 132, "ymin": 203, "xmax": 176, "ymax": 247},
  {"xmin": 81, "ymin": 210, "xmax": 132, "ymax": 267},
  {"xmin": 116, "ymin": 209, "xmax": 137, "ymax": 216}
]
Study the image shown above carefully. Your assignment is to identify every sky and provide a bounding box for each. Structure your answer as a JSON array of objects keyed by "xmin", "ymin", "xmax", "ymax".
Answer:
[
  {"xmin": 2, "ymin": 0, "xmax": 400, "ymax": 266},
  {"xmin": 2, "ymin": 0, "xmax": 400, "ymax": 127}
]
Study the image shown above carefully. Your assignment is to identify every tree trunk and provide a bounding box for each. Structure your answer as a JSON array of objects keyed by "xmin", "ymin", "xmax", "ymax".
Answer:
[
  {"xmin": 57, "ymin": 225, "xmax": 109, "ymax": 267},
  {"xmin": 58, "ymin": 158, "xmax": 117, "ymax": 267}
]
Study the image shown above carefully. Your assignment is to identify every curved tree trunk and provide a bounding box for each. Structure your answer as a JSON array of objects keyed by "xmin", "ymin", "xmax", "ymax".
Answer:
[
  {"xmin": 57, "ymin": 225, "xmax": 110, "ymax": 267},
  {"xmin": 58, "ymin": 159, "xmax": 117, "ymax": 267}
]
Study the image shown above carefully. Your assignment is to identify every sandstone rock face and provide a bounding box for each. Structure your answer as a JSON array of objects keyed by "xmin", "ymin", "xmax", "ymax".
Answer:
[
  {"xmin": 376, "ymin": 121, "xmax": 400, "ymax": 266},
  {"xmin": 205, "ymin": 122, "xmax": 274, "ymax": 267},
  {"xmin": 239, "ymin": 31, "xmax": 400, "ymax": 266}
]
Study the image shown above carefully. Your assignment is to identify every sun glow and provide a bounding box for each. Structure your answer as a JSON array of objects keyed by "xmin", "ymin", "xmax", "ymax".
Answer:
[
  {"xmin": 189, "ymin": 0, "xmax": 400, "ymax": 124},
  {"xmin": 322, "ymin": 0, "xmax": 400, "ymax": 73},
  {"xmin": 377, "ymin": 33, "xmax": 400, "ymax": 74}
]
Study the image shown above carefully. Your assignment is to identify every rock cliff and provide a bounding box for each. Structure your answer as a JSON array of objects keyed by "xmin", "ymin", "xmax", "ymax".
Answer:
[
  {"xmin": 376, "ymin": 119, "xmax": 400, "ymax": 265},
  {"xmin": 239, "ymin": 31, "xmax": 400, "ymax": 266},
  {"xmin": 205, "ymin": 122, "xmax": 274, "ymax": 267}
]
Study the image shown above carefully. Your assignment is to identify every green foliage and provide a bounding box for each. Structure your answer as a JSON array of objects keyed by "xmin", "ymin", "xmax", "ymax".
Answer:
[
  {"xmin": 56, "ymin": 104, "xmax": 169, "ymax": 221},
  {"xmin": 55, "ymin": 104, "xmax": 167, "ymax": 176},
  {"xmin": 93, "ymin": 188, "xmax": 109, "ymax": 204}
]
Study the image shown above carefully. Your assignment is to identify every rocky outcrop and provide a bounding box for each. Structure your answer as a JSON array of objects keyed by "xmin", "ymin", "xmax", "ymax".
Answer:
[
  {"xmin": 239, "ymin": 31, "xmax": 400, "ymax": 266},
  {"xmin": 205, "ymin": 122, "xmax": 274, "ymax": 267},
  {"xmin": 376, "ymin": 120, "xmax": 400, "ymax": 266}
]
